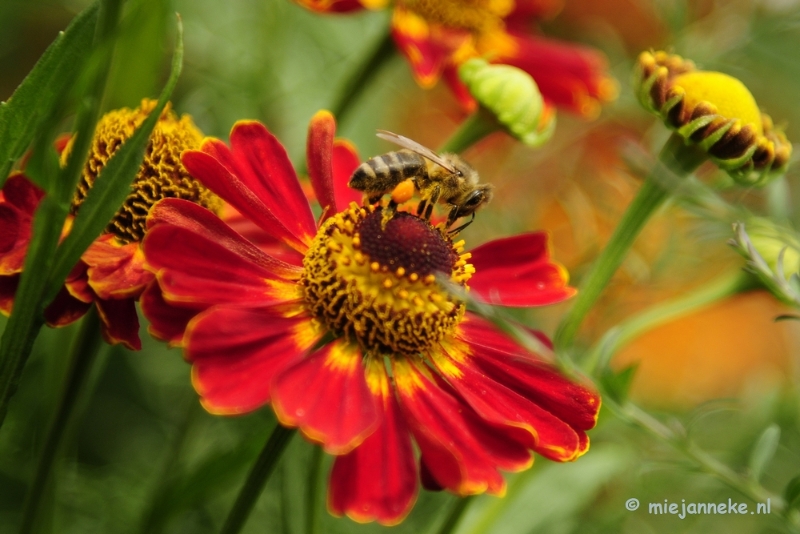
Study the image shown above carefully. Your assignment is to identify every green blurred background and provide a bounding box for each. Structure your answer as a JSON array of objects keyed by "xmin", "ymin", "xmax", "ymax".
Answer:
[{"xmin": 2, "ymin": 0, "xmax": 800, "ymax": 532}]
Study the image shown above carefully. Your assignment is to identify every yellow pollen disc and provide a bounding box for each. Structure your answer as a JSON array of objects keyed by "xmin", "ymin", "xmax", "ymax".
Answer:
[
  {"xmin": 63, "ymin": 99, "xmax": 222, "ymax": 243},
  {"xmin": 673, "ymin": 71, "xmax": 763, "ymax": 136},
  {"xmin": 404, "ymin": 0, "xmax": 513, "ymax": 37},
  {"xmin": 300, "ymin": 205, "xmax": 473, "ymax": 356}
]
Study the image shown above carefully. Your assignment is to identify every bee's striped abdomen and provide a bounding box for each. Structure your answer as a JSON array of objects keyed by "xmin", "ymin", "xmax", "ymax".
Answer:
[{"xmin": 348, "ymin": 150, "xmax": 425, "ymax": 193}]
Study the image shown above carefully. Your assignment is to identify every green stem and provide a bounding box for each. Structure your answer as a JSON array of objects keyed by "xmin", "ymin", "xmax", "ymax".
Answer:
[
  {"xmin": 305, "ymin": 445, "xmax": 323, "ymax": 534},
  {"xmin": 438, "ymin": 109, "xmax": 500, "ymax": 154},
  {"xmin": 138, "ymin": 399, "xmax": 200, "ymax": 534},
  {"xmin": 19, "ymin": 308, "xmax": 104, "ymax": 534},
  {"xmin": 434, "ymin": 496, "xmax": 474, "ymax": 534},
  {"xmin": 611, "ymin": 400, "xmax": 783, "ymax": 511},
  {"xmin": 584, "ymin": 270, "xmax": 757, "ymax": 376},
  {"xmin": 220, "ymin": 425, "xmax": 296, "ymax": 534},
  {"xmin": 329, "ymin": 26, "xmax": 395, "ymax": 125},
  {"xmin": 554, "ymin": 133, "xmax": 707, "ymax": 352}
]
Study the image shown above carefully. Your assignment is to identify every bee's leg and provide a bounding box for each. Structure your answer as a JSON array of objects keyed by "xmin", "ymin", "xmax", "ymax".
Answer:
[
  {"xmin": 381, "ymin": 200, "xmax": 397, "ymax": 230},
  {"xmin": 416, "ymin": 199, "xmax": 427, "ymax": 217},
  {"xmin": 445, "ymin": 205, "xmax": 460, "ymax": 228},
  {"xmin": 424, "ymin": 186, "xmax": 441, "ymax": 220},
  {"xmin": 448, "ymin": 213, "xmax": 475, "ymax": 235},
  {"xmin": 366, "ymin": 194, "xmax": 381, "ymax": 206}
]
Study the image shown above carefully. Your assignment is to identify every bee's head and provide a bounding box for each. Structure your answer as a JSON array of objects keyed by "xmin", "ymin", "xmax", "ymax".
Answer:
[
  {"xmin": 455, "ymin": 184, "xmax": 494, "ymax": 218},
  {"xmin": 441, "ymin": 154, "xmax": 479, "ymax": 184}
]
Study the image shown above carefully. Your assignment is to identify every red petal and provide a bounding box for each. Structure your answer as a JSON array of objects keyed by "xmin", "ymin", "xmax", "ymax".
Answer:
[
  {"xmin": 499, "ymin": 34, "xmax": 615, "ymax": 118},
  {"xmin": 140, "ymin": 281, "xmax": 203, "ymax": 346},
  {"xmin": 82, "ymin": 235, "xmax": 152, "ymax": 299},
  {"xmin": 293, "ymin": 0, "xmax": 370, "ymax": 12},
  {"xmin": 147, "ymin": 198, "xmax": 302, "ymax": 277},
  {"xmin": 0, "ymin": 275, "xmax": 17, "ymax": 316},
  {"xmin": 0, "ymin": 205, "xmax": 20, "ymax": 254},
  {"xmin": 187, "ymin": 306, "xmax": 319, "ymax": 414},
  {"xmin": 307, "ymin": 110, "xmax": 338, "ymax": 222},
  {"xmin": 95, "ymin": 298, "xmax": 141, "ymax": 350},
  {"xmin": 182, "ymin": 148, "xmax": 310, "ymax": 253},
  {"xmin": 218, "ymin": 204, "xmax": 305, "ymax": 265},
  {"xmin": 393, "ymin": 359, "xmax": 531, "ymax": 496},
  {"xmin": 144, "ymin": 223, "xmax": 300, "ymax": 306},
  {"xmin": 457, "ymin": 317, "xmax": 600, "ymax": 432},
  {"xmin": 2, "ymin": 173, "xmax": 43, "ymax": 215},
  {"xmin": 442, "ymin": 65, "xmax": 478, "ymax": 112},
  {"xmin": 431, "ymin": 343, "xmax": 585, "ymax": 461},
  {"xmin": 329, "ymin": 360, "xmax": 417, "ymax": 525},
  {"xmin": 332, "ymin": 140, "xmax": 363, "ymax": 210},
  {"xmin": 469, "ymin": 232, "xmax": 576, "ymax": 307},
  {"xmin": 41, "ymin": 285, "xmax": 91, "ymax": 327},
  {"xmin": 272, "ymin": 342, "xmax": 380, "ymax": 454},
  {"xmin": 228, "ymin": 121, "xmax": 316, "ymax": 241},
  {"xmin": 391, "ymin": 8, "xmax": 451, "ymax": 88}
]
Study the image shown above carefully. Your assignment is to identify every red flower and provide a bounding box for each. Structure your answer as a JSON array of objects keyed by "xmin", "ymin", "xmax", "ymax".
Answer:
[
  {"xmin": 294, "ymin": 0, "xmax": 616, "ymax": 117},
  {"xmin": 142, "ymin": 111, "xmax": 600, "ymax": 525},
  {"xmin": 0, "ymin": 100, "xmax": 220, "ymax": 350}
]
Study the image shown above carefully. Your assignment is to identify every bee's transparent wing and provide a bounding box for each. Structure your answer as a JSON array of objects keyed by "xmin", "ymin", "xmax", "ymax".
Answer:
[{"xmin": 376, "ymin": 130, "xmax": 457, "ymax": 173}]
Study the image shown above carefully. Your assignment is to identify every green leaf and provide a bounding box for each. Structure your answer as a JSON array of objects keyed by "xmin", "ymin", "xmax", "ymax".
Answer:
[
  {"xmin": 748, "ymin": 424, "xmax": 781, "ymax": 482},
  {"xmin": 45, "ymin": 15, "xmax": 184, "ymax": 305},
  {"xmin": 0, "ymin": 3, "xmax": 99, "ymax": 190},
  {"xmin": 783, "ymin": 474, "xmax": 800, "ymax": 511},
  {"xmin": 600, "ymin": 364, "xmax": 638, "ymax": 404},
  {"xmin": 0, "ymin": 0, "xmax": 121, "ymax": 432}
]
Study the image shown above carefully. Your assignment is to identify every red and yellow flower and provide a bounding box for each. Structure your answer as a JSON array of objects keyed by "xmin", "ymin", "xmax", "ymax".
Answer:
[
  {"xmin": 293, "ymin": 0, "xmax": 616, "ymax": 118},
  {"xmin": 141, "ymin": 111, "xmax": 600, "ymax": 524},
  {"xmin": 0, "ymin": 100, "xmax": 220, "ymax": 349}
]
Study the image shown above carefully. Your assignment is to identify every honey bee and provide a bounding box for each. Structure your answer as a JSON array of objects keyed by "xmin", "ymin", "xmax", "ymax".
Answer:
[{"xmin": 348, "ymin": 130, "xmax": 493, "ymax": 233}]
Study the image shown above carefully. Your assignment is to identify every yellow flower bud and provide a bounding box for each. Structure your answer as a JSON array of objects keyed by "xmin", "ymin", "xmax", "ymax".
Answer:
[{"xmin": 635, "ymin": 51, "xmax": 791, "ymax": 186}]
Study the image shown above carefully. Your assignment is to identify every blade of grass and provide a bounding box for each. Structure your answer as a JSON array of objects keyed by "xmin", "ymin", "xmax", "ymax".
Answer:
[
  {"xmin": 0, "ymin": 3, "xmax": 99, "ymax": 190},
  {"xmin": 0, "ymin": 0, "xmax": 121, "ymax": 430},
  {"xmin": 45, "ymin": 14, "xmax": 184, "ymax": 304}
]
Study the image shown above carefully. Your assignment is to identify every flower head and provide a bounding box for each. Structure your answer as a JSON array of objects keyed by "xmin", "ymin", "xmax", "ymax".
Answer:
[
  {"xmin": 635, "ymin": 51, "xmax": 792, "ymax": 186},
  {"xmin": 295, "ymin": 0, "xmax": 616, "ymax": 118},
  {"xmin": 0, "ymin": 100, "xmax": 217, "ymax": 349},
  {"xmin": 142, "ymin": 112, "xmax": 600, "ymax": 524}
]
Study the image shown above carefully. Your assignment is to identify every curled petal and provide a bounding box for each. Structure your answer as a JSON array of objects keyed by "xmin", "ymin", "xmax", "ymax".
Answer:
[
  {"xmin": 394, "ymin": 358, "xmax": 531, "ymax": 496},
  {"xmin": 187, "ymin": 306, "xmax": 319, "ymax": 414},
  {"xmin": 307, "ymin": 110, "xmax": 338, "ymax": 222},
  {"xmin": 469, "ymin": 232, "xmax": 576, "ymax": 306},
  {"xmin": 272, "ymin": 342, "xmax": 380, "ymax": 454},
  {"xmin": 332, "ymin": 140, "xmax": 363, "ymax": 210},
  {"xmin": 95, "ymin": 297, "xmax": 141, "ymax": 350},
  {"xmin": 329, "ymin": 360, "xmax": 417, "ymax": 525}
]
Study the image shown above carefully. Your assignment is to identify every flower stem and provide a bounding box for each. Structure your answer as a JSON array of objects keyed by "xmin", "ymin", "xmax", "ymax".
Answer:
[
  {"xmin": 583, "ymin": 270, "xmax": 757, "ymax": 376},
  {"xmin": 438, "ymin": 109, "xmax": 500, "ymax": 154},
  {"xmin": 434, "ymin": 496, "xmax": 474, "ymax": 534},
  {"xmin": 329, "ymin": 24, "xmax": 395, "ymax": 125},
  {"xmin": 219, "ymin": 424, "xmax": 296, "ymax": 534},
  {"xmin": 610, "ymin": 399, "xmax": 785, "ymax": 512},
  {"xmin": 554, "ymin": 133, "xmax": 707, "ymax": 352},
  {"xmin": 19, "ymin": 308, "xmax": 105, "ymax": 534},
  {"xmin": 305, "ymin": 444, "xmax": 324, "ymax": 534}
]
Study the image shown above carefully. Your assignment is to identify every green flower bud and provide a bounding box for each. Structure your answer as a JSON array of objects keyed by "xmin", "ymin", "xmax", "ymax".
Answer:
[{"xmin": 459, "ymin": 58, "xmax": 554, "ymax": 147}]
